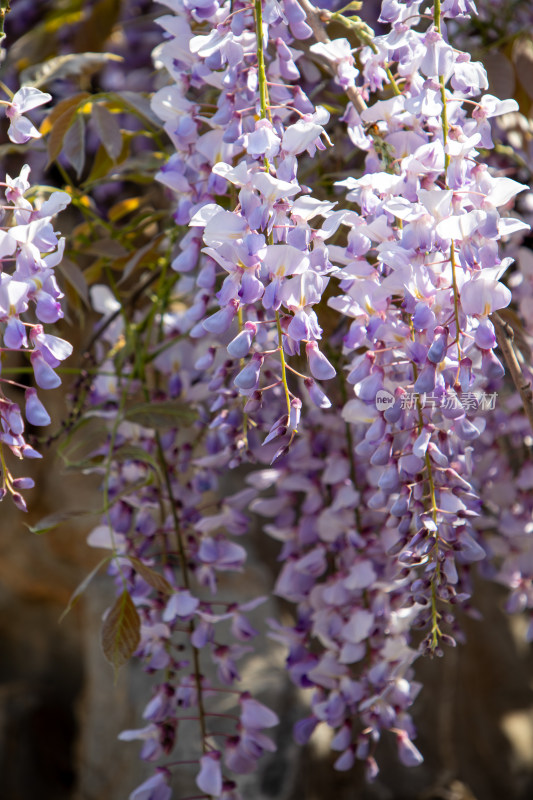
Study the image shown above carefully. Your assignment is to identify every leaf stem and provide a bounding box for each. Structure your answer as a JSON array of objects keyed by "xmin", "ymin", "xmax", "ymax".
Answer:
[
  {"xmin": 237, "ymin": 306, "xmax": 249, "ymax": 447},
  {"xmin": 434, "ymin": 0, "xmax": 462, "ymax": 364},
  {"xmin": 410, "ymin": 332, "xmax": 441, "ymax": 652},
  {"xmin": 275, "ymin": 310, "xmax": 292, "ymax": 420},
  {"xmin": 254, "ymin": 0, "xmax": 271, "ymax": 124},
  {"xmin": 254, "ymin": 0, "xmax": 292, "ymax": 422}
]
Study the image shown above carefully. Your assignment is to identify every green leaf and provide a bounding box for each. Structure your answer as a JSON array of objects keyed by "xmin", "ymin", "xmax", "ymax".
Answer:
[
  {"xmin": 5, "ymin": 7, "xmax": 84, "ymax": 71},
  {"xmin": 108, "ymin": 196, "xmax": 144, "ymax": 222},
  {"xmin": 59, "ymin": 555, "xmax": 112, "ymax": 623},
  {"xmin": 72, "ymin": 0, "xmax": 121, "ymax": 53},
  {"xmin": 83, "ymin": 134, "xmax": 132, "ymax": 186},
  {"xmin": 111, "ymin": 444, "xmax": 163, "ymax": 477},
  {"xmin": 85, "ymin": 238, "xmax": 129, "ymax": 259},
  {"xmin": 20, "ymin": 52, "xmax": 123, "ymax": 89},
  {"xmin": 101, "ymin": 90, "xmax": 161, "ymax": 128},
  {"xmin": 26, "ymin": 507, "xmax": 94, "ymax": 534},
  {"xmin": 101, "ymin": 589, "xmax": 141, "ymax": 676},
  {"xmin": 124, "ymin": 401, "xmax": 197, "ymax": 429},
  {"xmin": 129, "ymin": 558, "xmax": 174, "ymax": 596},
  {"xmin": 95, "ymin": 151, "xmax": 166, "ymax": 186},
  {"xmin": 118, "ymin": 234, "xmax": 165, "ymax": 285},
  {"xmin": 103, "ymin": 477, "xmax": 155, "ymax": 508}
]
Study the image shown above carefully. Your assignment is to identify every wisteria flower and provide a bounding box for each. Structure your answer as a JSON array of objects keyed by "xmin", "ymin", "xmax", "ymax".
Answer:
[
  {"xmin": 4, "ymin": 87, "xmax": 51, "ymax": 144},
  {"xmin": 196, "ymin": 751, "xmax": 223, "ymax": 797}
]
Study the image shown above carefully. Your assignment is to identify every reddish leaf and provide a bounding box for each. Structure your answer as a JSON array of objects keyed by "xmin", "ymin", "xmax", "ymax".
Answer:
[
  {"xmin": 40, "ymin": 91, "xmax": 90, "ymax": 136},
  {"xmin": 101, "ymin": 589, "xmax": 141, "ymax": 675},
  {"xmin": 56, "ymin": 257, "xmax": 90, "ymax": 306},
  {"xmin": 129, "ymin": 557, "xmax": 174, "ymax": 595},
  {"xmin": 63, "ymin": 114, "xmax": 86, "ymax": 178},
  {"xmin": 44, "ymin": 92, "xmax": 90, "ymax": 163},
  {"xmin": 92, "ymin": 103, "xmax": 123, "ymax": 161}
]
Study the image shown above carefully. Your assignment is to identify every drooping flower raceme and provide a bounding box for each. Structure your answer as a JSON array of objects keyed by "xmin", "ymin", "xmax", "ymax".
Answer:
[
  {"xmin": 81, "ymin": 0, "xmax": 533, "ymax": 794},
  {"xmin": 88, "ymin": 0, "xmax": 353, "ymax": 795},
  {"xmin": 154, "ymin": 0, "xmax": 342, "ymax": 451},
  {"xmin": 307, "ymin": 0, "xmax": 530, "ymax": 769},
  {"xmin": 0, "ymin": 159, "xmax": 71, "ymax": 509}
]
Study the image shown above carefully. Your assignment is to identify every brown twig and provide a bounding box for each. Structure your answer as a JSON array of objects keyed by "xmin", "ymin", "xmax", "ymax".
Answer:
[
  {"xmin": 297, "ymin": 0, "xmax": 368, "ymax": 115},
  {"xmin": 492, "ymin": 311, "xmax": 533, "ymax": 436}
]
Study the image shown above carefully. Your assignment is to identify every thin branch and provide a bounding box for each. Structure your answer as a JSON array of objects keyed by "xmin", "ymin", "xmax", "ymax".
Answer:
[
  {"xmin": 492, "ymin": 312, "xmax": 533, "ymax": 436},
  {"xmin": 297, "ymin": 0, "xmax": 368, "ymax": 115}
]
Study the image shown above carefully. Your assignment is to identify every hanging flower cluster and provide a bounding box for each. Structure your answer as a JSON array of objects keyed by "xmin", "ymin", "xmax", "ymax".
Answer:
[
  {"xmin": 83, "ymin": 0, "xmax": 357, "ymax": 792},
  {"xmin": 0, "ymin": 85, "xmax": 71, "ymax": 509},
  {"xmin": 271, "ymin": 0, "xmax": 530, "ymax": 772},
  {"xmin": 79, "ymin": 0, "xmax": 533, "ymax": 794},
  {"xmin": 85, "ymin": 283, "xmax": 288, "ymax": 799},
  {"xmin": 153, "ymin": 0, "xmax": 347, "ymax": 451},
  {"xmin": 334, "ymin": 0, "xmax": 528, "ymax": 645}
]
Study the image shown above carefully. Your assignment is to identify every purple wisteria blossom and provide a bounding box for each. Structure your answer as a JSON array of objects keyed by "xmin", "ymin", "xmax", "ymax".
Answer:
[
  {"xmin": 0, "ymin": 161, "xmax": 71, "ymax": 507},
  {"xmin": 80, "ymin": 0, "xmax": 533, "ymax": 795},
  {"xmin": 4, "ymin": 87, "xmax": 51, "ymax": 143}
]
